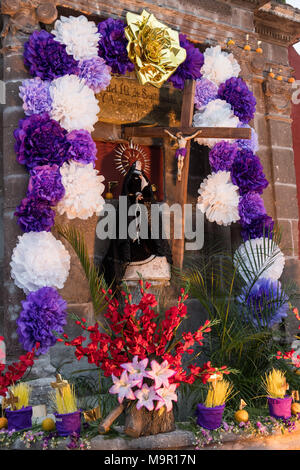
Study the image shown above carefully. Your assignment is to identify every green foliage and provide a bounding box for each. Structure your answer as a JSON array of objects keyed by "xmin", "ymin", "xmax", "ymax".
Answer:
[{"xmin": 180, "ymin": 234, "xmax": 298, "ymax": 408}]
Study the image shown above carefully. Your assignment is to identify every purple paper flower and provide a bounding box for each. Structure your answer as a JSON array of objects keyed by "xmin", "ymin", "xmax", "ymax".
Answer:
[
  {"xmin": 98, "ymin": 18, "xmax": 134, "ymax": 75},
  {"xmin": 194, "ymin": 77, "xmax": 218, "ymax": 110},
  {"xmin": 209, "ymin": 141, "xmax": 238, "ymax": 172},
  {"xmin": 24, "ymin": 30, "xmax": 79, "ymax": 81},
  {"xmin": 238, "ymin": 278, "xmax": 289, "ymax": 328},
  {"xmin": 19, "ymin": 77, "xmax": 52, "ymax": 116},
  {"xmin": 168, "ymin": 34, "xmax": 204, "ymax": 90},
  {"xmin": 14, "ymin": 113, "xmax": 69, "ymax": 170},
  {"xmin": 241, "ymin": 214, "xmax": 274, "ymax": 241},
  {"xmin": 238, "ymin": 192, "xmax": 266, "ymax": 225},
  {"xmin": 231, "ymin": 149, "xmax": 268, "ymax": 195},
  {"xmin": 14, "ymin": 196, "xmax": 55, "ymax": 232},
  {"xmin": 17, "ymin": 287, "xmax": 67, "ymax": 355},
  {"xmin": 236, "ymin": 122, "xmax": 259, "ymax": 153},
  {"xmin": 66, "ymin": 129, "xmax": 97, "ymax": 165},
  {"xmin": 78, "ymin": 57, "xmax": 111, "ymax": 93},
  {"xmin": 218, "ymin": 77, "xmax": 256, "ymax": 124},
  {"xmin": 28, "ymin": 165, "xmax": 65, "ymax": 205}
]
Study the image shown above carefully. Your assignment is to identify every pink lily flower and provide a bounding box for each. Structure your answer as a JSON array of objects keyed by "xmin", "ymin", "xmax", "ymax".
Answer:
[
  {"xmin": 156, "ymin": 384, "xmax": 178, "ymax": 412},
  {"xmin": 109, "ymin": 370, "xmax": 139, "ymax": 403},
  {"xmin": 135, "ymin": 384, "xmax": 159, "ymax": 411},
  {"xmin": 121, "ymin": 356, "xmax": 148, "ymax": 388},
  {"xmin": 145, "ymin": 359, "xmax": 176, "ymax": 389}
]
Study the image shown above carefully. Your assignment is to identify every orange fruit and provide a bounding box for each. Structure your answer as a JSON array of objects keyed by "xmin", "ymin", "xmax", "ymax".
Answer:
[
  {"xmin": 291, "ymin": 403, "xmax": 300, "ymax": 416},
  {"xmin": 234, "ymin": 409, "xmax": 249, "ymax": 423},
  {"xmin": 0, "ymin": 417, "xmax": 8, "ymax": 429},
  {"xmin": 42, "ymin": 417, "xmax": 56, "ymax": 432}
]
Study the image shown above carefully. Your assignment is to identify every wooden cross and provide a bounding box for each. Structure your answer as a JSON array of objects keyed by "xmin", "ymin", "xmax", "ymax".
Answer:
[
  {"xmin": 3, "ymin": 390, "xmax": 19, "ymax": 410},
  {"xmin": 123, "ymin": 80, "xmax": 251, "ymax": 269},
  {"xmin": 50, "ymin": 373, "xmax": 68, "ymax": 397}
]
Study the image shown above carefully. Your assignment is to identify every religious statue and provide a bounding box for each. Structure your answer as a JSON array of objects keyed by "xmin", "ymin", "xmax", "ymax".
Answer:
[
  {"xmin": 102, "ymin": 159, "xmax": 172, "ymax": 286},
  {"xmin": 164, "ymin": 129, "xmax": 202, "ymax": 181}
]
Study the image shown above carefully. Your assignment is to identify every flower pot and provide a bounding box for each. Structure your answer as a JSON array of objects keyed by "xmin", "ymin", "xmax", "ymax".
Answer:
[
  {"xmin": 196, "ymin": 403, "xmax": 225, "ymax": 430},
  {"xmin": 54, "ymin": 410, "xmax": 81, "ymax": 437},
  {"xmin": 5, "ymin": 406, "xmax": 32, "ymax": 432},
  {"xmin": 268, "ymin": 396, "xmax": 292, "ymax": 420}
]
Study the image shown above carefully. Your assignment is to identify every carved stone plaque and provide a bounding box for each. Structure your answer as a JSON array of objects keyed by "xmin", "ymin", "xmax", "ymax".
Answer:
[{"xmin": 96, "ymin": 73, "xmax": 182, "ymax": 126}]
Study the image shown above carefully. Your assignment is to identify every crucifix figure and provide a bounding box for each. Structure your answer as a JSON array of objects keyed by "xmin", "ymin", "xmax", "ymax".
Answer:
[
  {"xmin": 164, "ymin": 129, "xmax": 203, "ymax": 181},
  {"xmin": 51, "ymin": 373, "xmax": 68, "ymax": 397},
  {"xmin": 3, "ymin": 390, "xmax": 19, "ymax": 410}
]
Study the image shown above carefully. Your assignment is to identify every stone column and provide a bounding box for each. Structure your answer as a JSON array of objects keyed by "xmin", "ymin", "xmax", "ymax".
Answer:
[{"xmin": 1, "ymin": 2, "xmax": 58, "ymax": 359}]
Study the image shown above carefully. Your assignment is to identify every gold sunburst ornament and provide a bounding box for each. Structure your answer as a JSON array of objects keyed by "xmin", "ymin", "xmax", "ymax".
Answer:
[
  {"xmin": 125, "ymin": 10, "xmax": 186, "ymax": 88},
  {"xmin": 115, "ymin": 141, "xmax": 150, "ymax": 176}
]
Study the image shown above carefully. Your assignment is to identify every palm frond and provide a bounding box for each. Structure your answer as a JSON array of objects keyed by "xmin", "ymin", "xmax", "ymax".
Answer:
[{"xmin": 55, "ymin": 224, "xmax": 113, "ymax": 322}]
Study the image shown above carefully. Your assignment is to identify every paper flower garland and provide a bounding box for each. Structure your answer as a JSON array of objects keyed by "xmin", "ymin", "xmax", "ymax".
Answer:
[
  {"xmin": 193, "ymin": 99, "xmax": 239, "ymax": 147},
  {"xmin": 23, "ymin": 30, "xmax": 79, "ymax": 81},
  {"xmin": 51, "ymin": 15, "xmax": 101, "ymax": 61},
  {"xmin": 49, "ymin": 75, "xmax": 100, "ymax": 132},
  {"xmin": 167, "ymin": 34, "xmax": 203, "ymax": 90},
  {"xmin": 201, "ymin": 45, "xmax": 240, "ymax": 86},
  {"xmin": 19, "ymin": 77, "xmax": 52, "ymax": 116},
  {"xmin": 231, "ymin": 149, "xmax": 268, "ymax": 195},
  {"xmin": 194, "ymin": 77, "xmax": 218, "ymax": 110},
  {"xmin": 209, "ymin": 141, "xmax": 238, "ymax": 172},
  {"xmin": 57, "ymin": 161, "xmax": 105, "ymax": 220},
  {"xmin": 124, "ymin": 10, "xmax": 186, "ymax": 88},
  {"xmin": 14, "ymin": 196, "xmax": 55, "ymax": 233},
  {"xmin": 14, "ymin": 113, "xmax": 69, "ymax": 170},
  {"xmin": 78, "ymin": 57, "xmax": 111, "ymax": 93},
  {"xmin": 197, "ymin": 171, "xmax": 240, "ymax": 226},
  {"xmin": 238, "ymin": 278, "xmax": 289, "ymax": 329},
  {"xmin": 218, "ymin": 77, "xmax": 256, "ymax": 124},
  {"xmin": 10, "ymin": 232, "xmax": 71, "ymax": 294},
  {"xmin": 98, "ymin": 18, "xmax": 134, "ymax": 75},
  {"xmin": 234, "ymin": 237, "xmax": 285, "ymax": 282},
  {"xmin": 17, "ymin": 287, "xmax": 67, "ymax": 355}
]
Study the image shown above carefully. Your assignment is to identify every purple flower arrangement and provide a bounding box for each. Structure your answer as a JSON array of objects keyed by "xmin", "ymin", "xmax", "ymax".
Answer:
[
  {"xmin": 28, "ymin": 165, "xmax": 65, "ymax": 205},
  {"xmin": 218, "ymin": 77, "xmax": 256, "ymax": 124},
  {"xmin": 194, "ymin": 78, "xmax": 218, "ymax": 110},
  {"xmin": 14, "ymin": 113, "xmax": 69, "ymax": 170},
  {"xmin": 66, "ymin": 129, "xmax": 97, "ymax": 165},
  {"xmin": 17, "ymin": 287, "xmax": 67, "ymax": 355},
  {"xmin": 98, "ymin": 18, "xmax": 134, "ymax": 75},
  {"xmin": 238, "ymin": 278, "xmax": 289, "ymax": 328},
  {"xmin": 238, "ymin": 192, "xmax": 274, "ymax": 241},
  {"xmin": 209, "ymin": 141, "xmax": 238, "ymax": 172},
  {"xmin": 14, "ymin": 196, "xmax": 55, "ymax": 233},
  {"xmin": 19, "ymin": 78, "xmax": 52, "ymax": 116},
  {"xmin": 78, "ymin": 57, "xmax": 111, "ymax": 93},
  {"xmin": 168, "ymin": 34, "xmax": 204, "ymax": 90},
  {"xmin": 240, "ymin": 214, "xmax": 274, "ymax": 241},
  {"xmin": 24, "ymin": 30, "xmax": 79, "ymax": 81},
  {"xmin": 231, "ymin": 149, "xmax": 268, "ymax": 195}
]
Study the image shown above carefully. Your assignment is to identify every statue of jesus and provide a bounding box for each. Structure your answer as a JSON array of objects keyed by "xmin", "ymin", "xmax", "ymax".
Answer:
[{"xmin": 164, "ymin": 129, "xmax": 202, "ymax": 181}]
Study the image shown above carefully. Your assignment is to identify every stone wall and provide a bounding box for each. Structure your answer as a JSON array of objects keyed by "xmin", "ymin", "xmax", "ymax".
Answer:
[{"xmin": 1, "ymin": 1, "xmax": 300, "ymax": 374}]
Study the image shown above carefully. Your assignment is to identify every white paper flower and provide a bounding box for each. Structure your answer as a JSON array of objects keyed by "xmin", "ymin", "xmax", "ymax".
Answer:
[
  {"xmin": 57, "ymin": 161, "xmax": 105, "ymax": 220},
  {"xmin": 10, "ymin": 232, "xmax": 71, "ymax": 294},
  {"xmin": 197, "ymin": 171, "xmax": 240, "ymax": 226},
  {"xmin": 201, "ymin": 45, "xmax": 241, "ymax": 86},
  {"xmin": 51, "ymin": 15, "xmax": 101, "ymax": 61},
  {"xmin": 234, "ymin": 237, "xmax": 285, "ymax": 282},
  {"xmin": 193, "ymin": 99, "xmax": 240, "ymax": 148},
  {"xmin": 49, "ymin": 75, "xmax": 100, "ymax": 132}
]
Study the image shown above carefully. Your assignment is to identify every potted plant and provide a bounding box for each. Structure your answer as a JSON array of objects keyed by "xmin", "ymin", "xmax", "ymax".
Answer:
[
  {"xmin": 262, "ymin": 368, "xmax": 292, "ymax": 420},
  {"xmin": 196, "ymin": 377, "xmax": 234, "ymax": 430},
  {"xmin": 5, "ymin": 383, "xmax": 32, "ymax": 432},
  {"xmin": 50, "ymin": 376, "xmax": 81, "ymax": 437}
]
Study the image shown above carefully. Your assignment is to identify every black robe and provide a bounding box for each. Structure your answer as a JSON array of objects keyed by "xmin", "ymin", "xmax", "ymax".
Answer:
[{"xmin": 102, "ymin": 162, "xmax": 172, "ymax": 286}]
